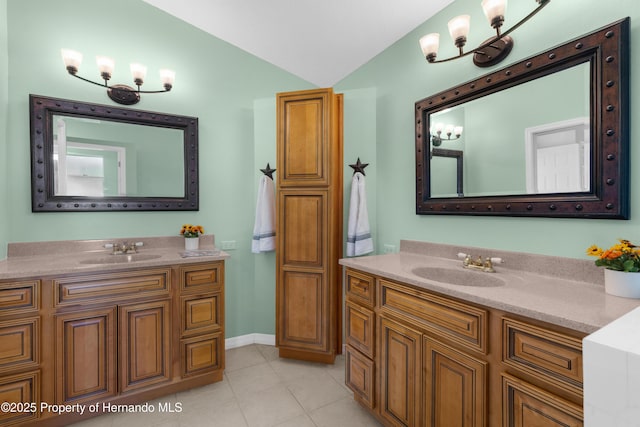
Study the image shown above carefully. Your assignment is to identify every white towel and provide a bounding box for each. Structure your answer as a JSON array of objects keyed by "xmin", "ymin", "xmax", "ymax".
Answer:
[
  {"xmin": 252, "ymin": 175, "xmax": 276, "ymax": 253},
  {"xmin": 347, "ymin": 172, "xmax": 374, "ymax": 256}
]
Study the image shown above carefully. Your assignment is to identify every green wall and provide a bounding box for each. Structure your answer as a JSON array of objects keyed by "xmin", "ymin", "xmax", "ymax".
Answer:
[
  {"xmin": 0, "ymin": 0, "xmax": 8, "ymax": 259},
  {"xmin": 336, "ymin": 0, "xmax": 640, "ymax": 258},
  {"xmin": 2, "ymin": 0, "xmax": 312, "ymax": 338}
]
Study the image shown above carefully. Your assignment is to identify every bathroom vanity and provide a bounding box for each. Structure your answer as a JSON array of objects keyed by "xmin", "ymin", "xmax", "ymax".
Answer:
[
  {"xmin": 340, "ymin": 240, "xmax": 640, "ymax": 427},
  {"xmin": 0, "ymin": 237, "xmax": 227, "ymax": 426}
]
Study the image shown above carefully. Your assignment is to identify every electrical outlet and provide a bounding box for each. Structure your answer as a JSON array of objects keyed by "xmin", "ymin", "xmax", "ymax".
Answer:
[
  {"xmin": 383, "ymin": 244, "xmax": 396, "ymax": 254},
  {"xmin": 220, "ymin": 240, "xmax": 237, "ymax": 250}
]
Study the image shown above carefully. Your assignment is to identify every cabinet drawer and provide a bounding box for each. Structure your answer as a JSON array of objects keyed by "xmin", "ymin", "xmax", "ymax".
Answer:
[
  {"xmin": 345, "ymin": 346, "xmax": 375, "ymax": 409},
  {"xmin": 502, "ymin": 374, "xmax": 583, "ymax": 426},
  {"xmin": 379, "ymin": 279, "xmax": 487, "ymax": 353},
  {"xmin": 182, "ymin": 332, "xmax": 223, "ymax": 377},
  {"xmin": 54, "ymin": 268, "xmax": 170, "ymax": 307},
  {"xmin": 345, "ymin": 269, "xmax": 374, "ymax": 307},
  {"xmin": 0, "ymin": 371, "xmax": 40, "ymax": 426},
  {"xmin": 503, "ymin": 318, "xmax": 583, "ymax": 394},
  {"xmin": 0, "ymin": 317, "xmax": 39, "ymax": 373},
  {"xmin": 0, "ymin": 281, "xmax": 39, "ymax": 315},
  {"xmin": 180, "ymin": 263, "xmax": 223, "ymax": 294},
  {"xmin": 345, "ymin": 301, "xmax": 375, "ymax": 358},
  {"xmin": 181, "ymin": 294, "xmax": 222, "ymax": 336}
]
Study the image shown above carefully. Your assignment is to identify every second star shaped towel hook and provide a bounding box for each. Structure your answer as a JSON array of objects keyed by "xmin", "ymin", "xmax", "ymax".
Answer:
[{"xmin": 349, "ymin": 158, "xmax": 369, "ymax": 176}]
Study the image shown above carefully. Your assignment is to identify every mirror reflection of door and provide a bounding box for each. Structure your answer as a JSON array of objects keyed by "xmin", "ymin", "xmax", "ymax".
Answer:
[
  {"xmin": 54, "ymin": 118, "xmax": 126, "ymax": 197},
  {"xmin": 525, "ymin": 117, "xmax": 589, "ymax": 194}
]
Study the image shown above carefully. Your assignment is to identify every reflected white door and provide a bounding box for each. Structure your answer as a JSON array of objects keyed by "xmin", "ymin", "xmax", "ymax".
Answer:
[{"xmin": 535, "ymin": 144, "xmax": 581, "ymax": 193}]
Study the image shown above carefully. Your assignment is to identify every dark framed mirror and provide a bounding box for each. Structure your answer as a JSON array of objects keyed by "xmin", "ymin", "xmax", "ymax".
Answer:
[
  {"xmin": 30, "ymin": 95, "xmax": 199, "ymax": 212},
  {"xmin": 415, "ymin": 18, "xmax": 629, "ymax": 219}
]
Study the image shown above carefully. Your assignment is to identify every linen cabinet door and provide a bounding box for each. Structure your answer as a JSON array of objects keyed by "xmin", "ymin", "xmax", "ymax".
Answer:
[
  {"xmin": 277, "ymin": 190, "xmax": 335, "ymax": 361},
  {"xmin": 119, "ymin": 300, "xmax": 171, "ymax": 392},
  {"xmin": 379, "ymin": 316, "xmax": 422, "ymax": 427},
  {"xmin": 55, "ymin": 307, "xmax": 117, "ymax": 404},
  {"xmin": 423, "ymin": 338, "xmax": 487, "ymax": 427},
  {"xmin": 277, "ymin": 88, "xmax": 334, "ymax": 187}
]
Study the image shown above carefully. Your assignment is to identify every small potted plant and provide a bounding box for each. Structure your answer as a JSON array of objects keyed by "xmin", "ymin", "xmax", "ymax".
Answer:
[
  {"xmin": 586, "ymin": 239, "xmax": 640, "ymax": 298},
  {"xmin": 180, "ymin": 224, "xmax": 204, "ymax": 250}
]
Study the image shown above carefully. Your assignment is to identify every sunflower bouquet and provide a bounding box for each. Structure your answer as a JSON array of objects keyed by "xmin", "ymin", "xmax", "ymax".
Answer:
[
  {"xmin": 586, "ymin": 239, "xmax": 640, "ymax": 272},
  {"xmin": 180, "ymin": 224, "xmax": 204, "ymax": 238}
]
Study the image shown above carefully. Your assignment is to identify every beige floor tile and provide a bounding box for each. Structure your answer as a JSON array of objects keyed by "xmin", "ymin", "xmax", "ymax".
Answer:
[
  {"xmin": 225, "ymin": 345, "xmax": 268, "ymax": 372},
  {"xmin": 269, "ymin": 357, "xmax": 328, "ymax": 383},
  {"xmin": 226, "ymin": 362, "xmax": 282, "ymax": 397},
  {"xmin": 177, "ymin": 378, "xmax": 236, "ymax": 409},
  {"xmin": 237, "ymin": 384, "xmax": 304, "ymax": 427},
  {"xmin": 272, "ymin": 413, "xmax": 317, "ymax": 427},
  {"xmin": 179, "ymin": 398, "xmax": 247, "ymax": 427},
  {"xmin": 286, "ymin": 371, "xmax": 351, "ymax": 412},
  {"xmin": 256, "ymin": 344, "xmax": 280, "ymax": 362},
  {"xmin": 309, "ymin": 397, "xmax": 383, "ymax": 427}
]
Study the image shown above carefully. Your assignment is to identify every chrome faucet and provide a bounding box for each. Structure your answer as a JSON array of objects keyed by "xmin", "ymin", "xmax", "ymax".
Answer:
[{"xmin": 457, "ymin": 252, "xmax": 503, "ymax": 273}]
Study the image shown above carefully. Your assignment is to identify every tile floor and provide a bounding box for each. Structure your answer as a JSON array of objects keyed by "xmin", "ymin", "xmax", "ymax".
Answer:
[{"xmin": 71, "ymin": 344, "xmax": 383, "ymax": 427}]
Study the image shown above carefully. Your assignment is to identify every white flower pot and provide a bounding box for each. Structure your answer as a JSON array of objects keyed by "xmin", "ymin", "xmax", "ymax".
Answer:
[
  {"xmin": 184, "ymin": 237, "xmax": 199, "ymax": 251},
  {"xmin": 604, "ymin": 269, "xmax": 640, "ymax": 298}
]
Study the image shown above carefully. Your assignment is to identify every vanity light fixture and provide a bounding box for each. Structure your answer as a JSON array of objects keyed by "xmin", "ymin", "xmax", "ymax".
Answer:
[
  {"xmin": 61, "ymin": 49, "xmax": 175, "ymax": 105},
  {"xmin": 431, "ymin": 123, "xmax": 463, "ymax": 146},
  {"xmin": 419, "ymin": 0, "xmax": 550, "ymax": 67}
]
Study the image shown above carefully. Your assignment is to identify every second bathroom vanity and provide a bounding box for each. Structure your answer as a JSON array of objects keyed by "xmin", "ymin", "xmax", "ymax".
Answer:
[
  {"xmin": 0, "ymin": 236, "xmax": 227, "ymax": 427},
  {"xmin": 340, "ymin": 240, "xmax": 640, "ymax": 427}
]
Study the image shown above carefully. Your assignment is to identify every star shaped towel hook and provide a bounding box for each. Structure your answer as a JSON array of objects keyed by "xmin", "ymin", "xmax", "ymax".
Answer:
[
  {"xmin": 260, "ymin": 163, "xmax": 276, "ymax": 179},
  {"xmin": 349, "ymin": 158, "xmax": 369, "ymax": 176}
]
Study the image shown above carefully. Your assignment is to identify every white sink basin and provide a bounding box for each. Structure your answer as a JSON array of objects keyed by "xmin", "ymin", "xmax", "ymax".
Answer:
[
  {"xmin": 411, "ymin": 266, "xmax": 505, "ymax": 287},
  {"xmin": 79, "ymin": 254, "xmax": 162, "ymax": 265}
]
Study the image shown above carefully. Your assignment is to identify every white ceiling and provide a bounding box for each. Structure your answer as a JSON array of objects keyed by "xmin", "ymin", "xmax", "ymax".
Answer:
[{"xmin": 142, "ymin": 0, "xmax": 454, "ymax": 87}]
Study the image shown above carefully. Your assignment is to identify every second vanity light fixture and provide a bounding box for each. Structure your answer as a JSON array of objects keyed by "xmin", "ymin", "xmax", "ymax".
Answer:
[
  {"xmin": 431, "ymin": 123, "xmax": 463, "ymax": 146},
  {"xmin": 419, "ymin": 0, "xmax": 550, "ymax": 67},
  {"xmin": 61, "ymin": 49, "xmax": 175, "ymax": 105}
]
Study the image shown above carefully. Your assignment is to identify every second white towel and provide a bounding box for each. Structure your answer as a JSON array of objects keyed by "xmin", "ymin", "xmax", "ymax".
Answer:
[
  {"xmin": 347, "ymin": 172, "xmax": 373, "ymax": 256},
  {"xmin": 252, "ymin": 175, "xmax": 276, "ymax": 253}
]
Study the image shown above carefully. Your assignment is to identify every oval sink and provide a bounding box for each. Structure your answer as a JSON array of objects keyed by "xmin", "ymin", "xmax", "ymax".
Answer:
[
  {"xmin": 411, "ymin": 266, "xmax": 505, "ymax": 287},
  {"xmin": 79, "ymin": 254, "xmax": 162, "ymax": 265}
]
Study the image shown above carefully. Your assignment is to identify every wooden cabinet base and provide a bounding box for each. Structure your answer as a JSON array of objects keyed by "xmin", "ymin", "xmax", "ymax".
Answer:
[
  {"xmin": 278, "ymin": 347, "xmax": 336, "ymax": 364},
  {"xmin": 0, "ymin": 261, "xmax": 225, "ymax": 427},
  {"xmin": 343, "ymin": 267, "xmax": 584, "ymax": 427}
]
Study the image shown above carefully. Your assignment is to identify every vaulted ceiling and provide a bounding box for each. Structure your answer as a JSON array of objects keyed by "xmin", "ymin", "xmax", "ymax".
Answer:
[{"xmin": 142, "ymin": 0, "xmax": 454, "ymax": 87}]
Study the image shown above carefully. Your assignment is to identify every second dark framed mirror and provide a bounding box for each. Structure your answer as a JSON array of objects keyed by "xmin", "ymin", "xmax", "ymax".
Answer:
[{"xmin": 415, "ymin": 18, "xmax": 629, "ymax": 219}]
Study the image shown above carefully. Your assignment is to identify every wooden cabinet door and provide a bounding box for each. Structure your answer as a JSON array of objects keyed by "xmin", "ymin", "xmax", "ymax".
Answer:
[
  {"xmin": 379, "ymin": 317, "xmax": 422, "ymax": 427},
  {"xmin": 502, "ymin": 374, "xmax": 583, "ymax": 427},
  {"xmin": 277, "ymin": 89, "xmax": 335, "ymax": 187},
  {"xmin": 277, "ymin": 190, "xmax": 333, "ymax": 359},
  {"xmin": 55, "ymin": 307, "xmax": 117, "ymax": 404},
  {"xmin": 423, "ymin": 338, "xmax": 487, "ymax": 427},
  {"xmin": 119, "ymin": 300, "xmax": 171, "ymax": 392}
]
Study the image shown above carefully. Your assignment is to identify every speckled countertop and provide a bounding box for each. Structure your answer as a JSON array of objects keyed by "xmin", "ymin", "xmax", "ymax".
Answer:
[
  {"xmin": 339, "ymin": 240, "xmax": 640, "ymax": 334},
  {"xmin": 0, "ymin": 235, "xmax": 229, "ymax": 280}
]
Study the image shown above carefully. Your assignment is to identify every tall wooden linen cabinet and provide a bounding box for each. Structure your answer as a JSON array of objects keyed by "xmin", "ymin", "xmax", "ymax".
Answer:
[{"xmin": 276, "ymin": 88, "xmax": 343, "ymax": 364}]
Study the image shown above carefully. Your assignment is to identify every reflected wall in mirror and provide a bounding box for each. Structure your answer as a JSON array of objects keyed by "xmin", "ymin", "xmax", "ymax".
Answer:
[
  {"xmin": 30, "ymin": 95, "xmax": 199, "ymax": 212},
  {"xmin": 415, "ymin": 18, "xmax": 629, "ymax": 218}
]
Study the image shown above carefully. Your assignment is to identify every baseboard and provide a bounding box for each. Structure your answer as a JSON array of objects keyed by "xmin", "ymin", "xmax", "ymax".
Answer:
[{"xmin": 225, "ymin": 333, "xmax": 275, "ymax": 349}]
